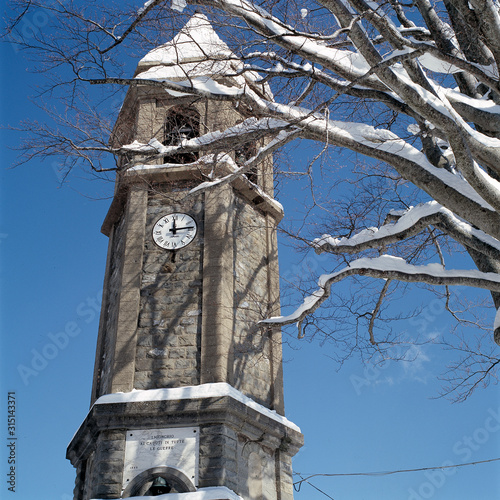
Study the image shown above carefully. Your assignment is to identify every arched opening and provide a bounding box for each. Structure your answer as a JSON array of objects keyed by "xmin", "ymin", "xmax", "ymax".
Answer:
[
  {"xmin": 163, "ymin": 108, "xmax": 200, "ymax": 164},
  {"xmin": 122, "ymin": 466, "xmax": 196, "ymax": 497}
]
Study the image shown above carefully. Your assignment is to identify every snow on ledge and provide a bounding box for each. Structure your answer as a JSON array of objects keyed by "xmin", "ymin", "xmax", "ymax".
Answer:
[
  {"xmin": 94, "ymin": 382, "xmax": 301, "ymax": 432},
  {"xmin": 92, "ymin": 486, "xmax": 243, "ymax": 500}
]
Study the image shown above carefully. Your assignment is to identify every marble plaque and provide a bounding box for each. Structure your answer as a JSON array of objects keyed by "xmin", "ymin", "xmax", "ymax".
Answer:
[{"xmin": 123, "ymin": 427, "xmax": 199, "ymax": 489}]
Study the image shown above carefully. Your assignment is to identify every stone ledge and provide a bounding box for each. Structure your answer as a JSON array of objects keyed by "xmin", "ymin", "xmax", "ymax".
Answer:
[
  {"xmin": 92, "ymin": 485, "xmax": 243, "ymax": 500},
  {"xmin": 101, "ymin": 161, "xmax": 283, "ymax": 236},
  {"xmin": 94, "ymin": 383, "xmax": 299, "ymax": 432},
  {"xmin": 67, "ymin": 384, "xmax": 303, "ymax": 466}
]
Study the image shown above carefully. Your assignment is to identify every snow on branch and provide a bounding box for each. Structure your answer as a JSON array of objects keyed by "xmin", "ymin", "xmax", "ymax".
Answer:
[
  {"xmin": 287, "ymin": 110, "xmax": 500, "ymax": 239},
  {"xmin": 313, "ymin": 201, "xmax": 500, "ymax": 260},
  {"xmin": 88, "ymin": 19, "xmax": 500, "ymax": 240},
  {"xmin": 261, "ymin": 255, "xmax": 500, "ymax": 340},
  {"xmin": 90, "ymin": 76, "xmax": 245, "ymax": 100},
  {"xmin": 445, "ymin": 89, "xmax": 500, "ymax": 132},
  {"xmin": 188, "ymin": 128, "xmax": 301, "ymax": 194},
  {"xmin": 119, "ymin": 117, "xmax": 293, "ymax": 164},
  {"xmin": 200, "ymin": 0, "xmax": 387, "ymax": 89}
]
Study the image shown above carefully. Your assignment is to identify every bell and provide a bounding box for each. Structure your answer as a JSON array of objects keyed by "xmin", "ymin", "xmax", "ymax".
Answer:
[
  {"xmin": 177, "ymin": 124, "xmax": 194, "ymax": 142},
  {"xmin": 149, "ymin": 476, "xmax": 172, "ymax": 495},
  {"xmin": 152, "ymin": 477, "xmax": 168, "ymax": 488}
]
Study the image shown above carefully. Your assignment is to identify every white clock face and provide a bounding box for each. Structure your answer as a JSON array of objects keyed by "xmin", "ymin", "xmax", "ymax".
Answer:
[{"xmin": 152, "ymin": 213, "xmax": 197, "ymax": 250}]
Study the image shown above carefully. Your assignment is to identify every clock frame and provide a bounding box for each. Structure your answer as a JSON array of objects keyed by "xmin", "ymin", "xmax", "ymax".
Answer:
[{"xmin": 152, "ymin": 212, "xmax": 197, "ymax": 250}]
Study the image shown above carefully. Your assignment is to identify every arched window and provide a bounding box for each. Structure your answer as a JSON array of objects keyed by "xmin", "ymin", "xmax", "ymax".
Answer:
[
  {"xmin": 122, "ymin": 466, "xmax": 196, "ymax": 497},
  {"xmin": 163, "ymin": 108, "xmax": 200, "ymax": 164}
]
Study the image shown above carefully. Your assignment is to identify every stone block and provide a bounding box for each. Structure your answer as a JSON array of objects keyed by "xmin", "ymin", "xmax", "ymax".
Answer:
[
  {"xmin": 120, "ymin": 271, "xmax": 142, "ymax": 290},
  {"xmin": 168, "ymin": 348, "xmax": 185, "ymax": 359},
  {"xmin": 178, "ymin": 335, "xmax": 196, "ymax": 347},
  {"xmin": 200, "ymin": 425, "xmax": 237, "ymax": 440},
  {"xmin": 199, "ymin": 443, "xmax": 224, "ymax": 457},
  {"xmin": 97, "ymin": 460, "xmax": 123, "ymax": 475},
  {"xmin": 185, "ymin": 346, "xmax": 199, "ymax": 357},
  {"xmin": 104, "ymin": 430, "xmax": 126, "ymax": 442},
  {"xmin": 113, "ymin": 341, "xmax": 137, "ymax": 366},
  {"xmin": 155, "ymin": 334, "xmax": 179, "ymax": 348},
  {"xmin": 174, "ymin": 358, "xmax": 195, "ymax": 369},
  {"xmin": 94, "ymin": 447, "xmax": 124, "ymax": 463},
  {"xmin": 134, "ymin": 370, "xmax": 181, "ymax": 389},
  {"xmin": 136, "ymin": 334, "xmax": 153, "ymax": 347},
  {"xmin": 134, "ymin": 357, "xmax": 174, "ymax": 372},
  {"xmin": 114, "ymin": 309, "xmax": 138, "ymax": 331},
  {"xmin": 93, "ymin": 482, "xmax": 122, "ymax": 498}
]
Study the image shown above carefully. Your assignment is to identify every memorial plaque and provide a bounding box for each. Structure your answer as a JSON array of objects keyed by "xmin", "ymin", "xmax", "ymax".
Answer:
[{"xmin": 123, "ymin": 427, "xmax": 199, "ymax": 489}]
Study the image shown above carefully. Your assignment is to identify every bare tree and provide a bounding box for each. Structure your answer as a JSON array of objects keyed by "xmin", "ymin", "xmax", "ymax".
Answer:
[{"xmin": 5, "ymin": 0, "xmax": 500, "ymax": 400}]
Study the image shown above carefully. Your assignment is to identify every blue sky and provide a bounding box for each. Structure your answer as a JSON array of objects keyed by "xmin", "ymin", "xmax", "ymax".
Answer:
[{"xmin": 1, "ymin": 4, "xmax": 499, "ymax": 500}]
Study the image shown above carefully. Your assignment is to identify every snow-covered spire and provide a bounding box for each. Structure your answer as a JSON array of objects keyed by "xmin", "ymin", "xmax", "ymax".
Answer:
[
  {"xmin": 135, "ymin": 13, "xmax": 242, "ymax": 82},
  {"xmin": 137, "ymin": 13, "xmax": 233, "ymax": 70},
  {"xmin": 134, "ymin": 13, "xmax": 271, "ymax": 97}
]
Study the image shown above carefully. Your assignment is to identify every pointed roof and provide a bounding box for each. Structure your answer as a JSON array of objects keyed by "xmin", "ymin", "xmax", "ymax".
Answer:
[
  {"xmin": 133, "ymin": 13, "xmax": 272, "ymax": 99},
  {"xmin": 137, "ymin": 13, "xmax": 233, "ymax": 69}
]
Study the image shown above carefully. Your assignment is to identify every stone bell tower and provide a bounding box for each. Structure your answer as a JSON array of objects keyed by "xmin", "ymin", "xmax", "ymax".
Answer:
[{"xmin": 67, "ymin": 13, "xmax": 302, "ymax": 500}]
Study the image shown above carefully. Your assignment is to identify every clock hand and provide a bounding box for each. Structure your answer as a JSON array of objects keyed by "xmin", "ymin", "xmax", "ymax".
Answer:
[
  {"xmin": 175, "ymin": 226, "xmax": 194, "ymax": 231},
  {"xmin": 170, "ymin": 219, "xmax": 177, "ymax": 235}
]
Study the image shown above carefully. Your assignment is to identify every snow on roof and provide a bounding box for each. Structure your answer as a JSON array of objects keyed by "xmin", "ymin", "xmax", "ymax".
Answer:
[
  {"xmin": 92, "ymin": 486, "xmax": 243, "ymax": 500},
  {"xmin": 136, "ymin": 67, "xmax": 245, "ymax": 95},
  {"xmin": 139, "ymin": 13, "xmax": 233, "ymax": 67},
  {"xmin": 94, "ymin": 382, "xmax": 301, "ymax": 432},
  {"xmin": 135, "ymin": 13, "xmax": 269, "ymax": 96}
]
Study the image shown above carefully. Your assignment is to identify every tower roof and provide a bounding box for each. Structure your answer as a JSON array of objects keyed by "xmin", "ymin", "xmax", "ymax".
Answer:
[
  {"xmin": 135, "ymin": 13, "xmax": 240, "ymax": 82},
  {"xmin": 137, "ymin": 13, "xmax": 233, "ymax": 69},
  {"xmin": 134, "ymin": 13, "xmax": 270, "ymax": 97}
]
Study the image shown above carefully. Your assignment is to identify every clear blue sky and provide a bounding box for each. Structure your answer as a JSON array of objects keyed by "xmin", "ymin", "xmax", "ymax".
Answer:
[{"xmin": 1, "ymin": 5, "xmax": 499, "ymax": 500}]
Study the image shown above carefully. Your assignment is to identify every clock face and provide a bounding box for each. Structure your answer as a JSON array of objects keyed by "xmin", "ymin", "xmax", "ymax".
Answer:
[{"xmin": 152, "ymin": 213, "xmax": 197, "ymax": 250}]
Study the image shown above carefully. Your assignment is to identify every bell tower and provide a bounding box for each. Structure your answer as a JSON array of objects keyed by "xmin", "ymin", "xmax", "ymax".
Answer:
[{"xmin": 67, "ymin": 14, "xmax": 302, "ymax": 500}]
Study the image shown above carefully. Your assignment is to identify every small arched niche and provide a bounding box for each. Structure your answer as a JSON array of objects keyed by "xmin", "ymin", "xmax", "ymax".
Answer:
[
  {"xmin": 122, "ymin": 466, "xmax": 196, "ymax": 497},
  {"xmin": 163, "ymin": 107, "xmax": 200, "ymax": 164}
]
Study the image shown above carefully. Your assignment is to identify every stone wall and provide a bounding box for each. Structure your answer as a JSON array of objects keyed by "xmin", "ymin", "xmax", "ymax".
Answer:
[
  {"xmin": 93, "ymin": 202, "xmax": 128, "ymax": 398},
  {"xmin": 87, "ymin": 430, "xmax": 126, "ymax": 499},
  {"xmin": 74, "ymin": 36, "xmax": 299, "ymax": 499},
  {"xmin": 199, "ymin": 424, "xmax": 239, "ymax": 491},
  {"xmin": 134, "ymin": 184, "xmax": 204, "ymax": 390},
  {"xmin": 232, "ymin": 196, "xmax": 276, "ymax": 408},
  {"xmin": 68, "ymin": 395, "xmax": 303, "ymax": 500}
]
